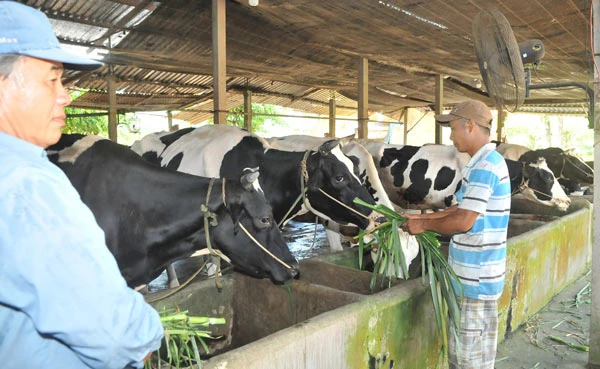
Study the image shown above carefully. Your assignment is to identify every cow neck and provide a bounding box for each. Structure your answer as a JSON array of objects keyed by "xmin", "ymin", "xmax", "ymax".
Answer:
[
  {"xmin": 511, "ymin": 162, "xmax": 526, "ymax": 195},
  {"xmin": 298, "ymin": 150, "xmax": 371, "ymax": 225},
  {"xmin": 561, "ymin": 154, "xmax": 592, "ymax": 180},
  {"xmin": 555, "ymin": 155, "xmax": 567, "ymax": 179}
]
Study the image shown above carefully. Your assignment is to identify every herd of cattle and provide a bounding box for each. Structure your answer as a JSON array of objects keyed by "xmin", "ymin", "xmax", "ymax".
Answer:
[{"xmin": 45, "ymin": 126, "xmax": 593, "ymax": 290}]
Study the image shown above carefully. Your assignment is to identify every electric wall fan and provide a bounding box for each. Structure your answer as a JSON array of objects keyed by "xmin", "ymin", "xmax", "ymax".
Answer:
[{"xmin": 471, "ymin": 9, "xmax": 593, "ymax": 126}]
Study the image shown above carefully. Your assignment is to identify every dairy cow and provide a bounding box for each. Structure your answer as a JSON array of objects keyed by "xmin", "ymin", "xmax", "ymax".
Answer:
[
  {"xmin": 46, "ymin": 134, "xmax": 300, "ymax": 288},
  {"xmin": 357, "ymin": 140, "xmax": 571, "ymax": 212},
  {"xmin": 132, "ymin": 126, "xmax": 382, "ymax": 280},
  {"xmin": 132, "ymin": 125, "xmax": 379, "ymax": 230},
  {"xmin": 496, "ymin": 143, "xmax": 593, "ymax": 194},
  {"xmin": 266, "ymin": 135, "xmax": 419, "ymax": 277},
  {"xmin": 518, "ymin": 147, "xmax": 593, "ymax": 185}
]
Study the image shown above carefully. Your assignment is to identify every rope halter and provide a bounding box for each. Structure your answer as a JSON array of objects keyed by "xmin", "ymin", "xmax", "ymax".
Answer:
[{"xmin": 220, "ymin": 178, "xmax": 295, "ymax": 271}]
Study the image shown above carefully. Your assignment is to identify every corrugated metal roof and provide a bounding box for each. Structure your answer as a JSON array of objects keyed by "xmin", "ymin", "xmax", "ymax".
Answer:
[{"xmin": 15, "ymin": 0, "xmax": 593, "ymax": 124}]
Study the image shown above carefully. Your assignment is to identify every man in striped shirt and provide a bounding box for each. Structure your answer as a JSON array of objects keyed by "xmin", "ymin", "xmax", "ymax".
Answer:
[{"xmin": 402, "ymin": 100, "xmax": 511, "ymax": 369}]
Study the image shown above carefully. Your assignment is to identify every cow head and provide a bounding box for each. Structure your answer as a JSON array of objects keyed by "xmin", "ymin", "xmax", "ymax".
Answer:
[
  {"xmin": 514, "ymin": 158, "xmax": 571, "ymax": 211},
  {"xmin": 561, "ymin": 149, "xmax": 594, "ymax": 184},
  {"xmin": 302, "ymin": 140, "xmax": 378, "ymax": 229},
  {"xmin": 519, "ymin": 147, "xmax": 594, "ymax": 185},
  {"xmin": 211, "ymin": 169, "xmax": 300, "ymax": 284}
]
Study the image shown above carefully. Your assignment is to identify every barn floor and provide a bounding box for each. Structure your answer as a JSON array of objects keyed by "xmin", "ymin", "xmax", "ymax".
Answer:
[{"xmin": 495, "ymin": 270, "xmax": 591, "ymax": 369}]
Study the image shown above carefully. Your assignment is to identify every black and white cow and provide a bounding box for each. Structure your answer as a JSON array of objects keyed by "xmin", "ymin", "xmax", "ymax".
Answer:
[
  {"xmin": 357, "ymin": 140, "xmax": 571, "ymax": 212},
  {"xmin": 131, "ymin": 125, "xmax": 380, "ymax": 232},
  {"xmin": 496, "ymin": 143, "xmax": 593, "ymax": 194},
  {"xmin": 504, "ymin": 158, "xmax": 571, "ymax": 208},
  {"xmin": 46, "ymin": 134, "xmax": 300, "ymax": 288},
  {"xmin": 518, "ymin": 147, "xmax": 593, "ymax": 186},
  {"xmin": 266, "ymin": 135, "xmax": 420, "ymax": 277}
]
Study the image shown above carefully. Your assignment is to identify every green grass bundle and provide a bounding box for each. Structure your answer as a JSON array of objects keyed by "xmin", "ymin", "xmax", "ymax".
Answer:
[
  {"xmin": 354, "ymin": 198, "xmax": 463, "ymax": 362},
  {"xmin": 145, "ymin": 308, "xmax": 225, "ymax": 369}
]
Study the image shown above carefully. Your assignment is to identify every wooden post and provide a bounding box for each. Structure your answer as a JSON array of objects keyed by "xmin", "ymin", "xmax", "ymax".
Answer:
[
  {"xmin": 244, "ymin": 89, "xmax": 252, "ymax": 132},
  {"xmin": 357, "ymin": 57, "xmax": 368, "ymax": 138},
  {"xmin": 401, "ymin": 108, "xmax": 408, "ymax": 144},
  {"xmin": 328, "ymin": 95, "xmax": 336, "ymax": 137},
  {"xmin": 590, "ymin": 1, "xmax": 600, "ymax": 367},
  {"xmin": 434, "ymin": 75, "xmax": 443, "ymax": 144},
  {"xmin": 212, "ymin": 0, "xmax": 227, "ymax": 124},
  {"xmin": 497, "ymin": 108, "xmax": 506, "ymax": 142},
  {"xmin": 106, "ymin": 72, "xmax": 117, "ymax": 142},
  {"xmin": 167, "ymin": 110, "xmax": 174, "ymax": 131}
]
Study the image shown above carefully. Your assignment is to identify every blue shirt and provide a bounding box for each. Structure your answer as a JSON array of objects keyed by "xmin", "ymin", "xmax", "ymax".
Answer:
[
  {"xmin": 451, "ymin": 143, "xmax": 511, "ymax": 300},
  {"xmin": 0, "ymin": 133, "xmax": 164, "ymax": 368}
]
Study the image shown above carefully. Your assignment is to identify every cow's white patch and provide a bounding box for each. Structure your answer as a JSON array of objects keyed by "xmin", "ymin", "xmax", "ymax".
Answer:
[
  {"xmin": 130, "ymin": 131, "xmax": 168, "ymax": 156},
  {"xmin": 47, "ymin": 135, "xmax": 103, "ymax": 164},
  {"xmin": 495, "ymin": 142, "xmax": 531, "ymax": 161},
  {"xmin": 523, "ymin": 159, "xmax": 570, "ymax": 211},
  {"xmin": 330, "ymin": 145, "xmax": 362, "ymax": 184}
]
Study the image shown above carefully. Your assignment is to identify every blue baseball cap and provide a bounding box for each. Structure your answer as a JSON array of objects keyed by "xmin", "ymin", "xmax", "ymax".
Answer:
[{"xmin": 0, "ymin": 1, "xmax": 103, "ymax": 71}]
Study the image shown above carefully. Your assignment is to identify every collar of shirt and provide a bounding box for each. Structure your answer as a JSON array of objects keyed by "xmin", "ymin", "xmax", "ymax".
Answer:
[
  {"xmin": 0, "ymin": 132, "xmax": 48, "ymax": 159},
  {"xmin": 465, "ymin": 142, "xmax": 497, "ymax": 168}
]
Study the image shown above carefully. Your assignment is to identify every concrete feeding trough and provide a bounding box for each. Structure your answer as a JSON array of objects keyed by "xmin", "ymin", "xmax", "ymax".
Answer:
[{"xmin": 148, "ymin": 198, "xmax": 592, "ymax": 369}]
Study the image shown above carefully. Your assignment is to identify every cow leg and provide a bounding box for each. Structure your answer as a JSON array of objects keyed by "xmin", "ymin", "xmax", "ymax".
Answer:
[
  {"xmin": 325, "ymin": 229, "xmax": 344, "ymax": 251},
  {"xmin": 166, "ymin": 263, "xmax": 181, "ymax": 288},
  {"xmin": 205, "ymin": 256, "xmax": 220, "ymax": 276}
]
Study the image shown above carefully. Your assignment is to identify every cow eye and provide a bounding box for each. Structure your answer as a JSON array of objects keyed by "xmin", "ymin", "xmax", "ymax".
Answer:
[
  {"xmin": 335, "ymin": 175, "xmax": 344, "ymax": 183},
  {"xmin": 260, "ymin": 217, "xmax": 271, "ymax": 226}
]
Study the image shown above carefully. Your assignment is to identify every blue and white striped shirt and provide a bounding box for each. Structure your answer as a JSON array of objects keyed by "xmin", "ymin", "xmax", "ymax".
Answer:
[
  {"xmin": 451, "ymin": 143, "xmax": 511, "ymax": 300},
  {"xmin": 0, "ymin": 132, "xmax": 164, "ymax": 368}
]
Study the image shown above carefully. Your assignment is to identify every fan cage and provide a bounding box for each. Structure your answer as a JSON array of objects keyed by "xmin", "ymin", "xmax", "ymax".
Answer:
[{"xmin": 472, "ymin": 9, "xmax": 526, "ymax": 112}]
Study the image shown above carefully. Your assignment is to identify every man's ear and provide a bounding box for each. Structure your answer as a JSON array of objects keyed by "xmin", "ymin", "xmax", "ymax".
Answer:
[{"xmin": 465, "ymin": 119, "xmax": 474, "ymax": 132}]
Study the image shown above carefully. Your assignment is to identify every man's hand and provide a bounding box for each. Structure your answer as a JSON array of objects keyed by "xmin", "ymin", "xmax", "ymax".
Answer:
[{"xmin": 401, "ymin": 213, "xmax": 427, "ymax": 235}]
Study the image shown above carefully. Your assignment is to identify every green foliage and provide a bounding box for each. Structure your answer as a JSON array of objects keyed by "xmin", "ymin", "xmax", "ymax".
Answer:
[
  {"xmin": 145, "ymin": 308, "xmax": 225, "ymax": 369},
  {"xmin": 208, "ymin": 103, "xmax": 288, "ymax": 134},
  {"xmin": 63, "ymin": 91, "xmax": 138, "ymax": 138},
  {"xmin": 63, "ymin": 112, "xmax": 108, "ymax": 135},
  {"xmin": 503, "ymin": 114, "xmax": 593, "ymax": 161}
]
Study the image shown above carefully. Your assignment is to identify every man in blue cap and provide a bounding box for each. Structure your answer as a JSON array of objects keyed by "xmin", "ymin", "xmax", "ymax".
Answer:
[{"xmin": 0, "ymin": 2, "xmax": 164, "ymax": 368}]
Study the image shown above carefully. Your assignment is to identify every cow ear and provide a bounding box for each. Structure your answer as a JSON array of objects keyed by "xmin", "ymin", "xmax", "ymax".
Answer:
[
  {"xmin": 240, "ymin": 167, "xmax": 260, "ymax": 190},
  {"xmin": 318, "ymin": 139, "xmax": 340, "ymax": 156},
  {"xmin": 521, "ymin": 163, "xmax": 532, "ymax": 178},
  {"xmin": 339, "ymin": 133, "xmax": 355, "ymax": 146}
]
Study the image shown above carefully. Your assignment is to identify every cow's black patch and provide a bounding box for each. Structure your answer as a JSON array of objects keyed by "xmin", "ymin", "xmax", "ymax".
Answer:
[
  {"xmin": 221, "ymin": 136, "xmax": 265, "ymax": 179},
  {"xmin": 444, "ymin": 195, "xmax": 454, "ymax": 207},
  {"xmin": 165, "ymin": 152, "xmax": 183, "ymax": 171},
  {"xmin": 380, "ymin": 146, "xmax": 419, "ymax": 168},
  {"xmin": 346, "ymin": 154, "xmax": 362, "ymax": 178},
  {"xmin": 558, "ymin": 177, "xmax": 581, "ymax": 194},
  {"xmin": 404, "ymin": 159, "xmax": 431, "ymax": 203},
  {"xmin": 46, "ymin": 133, "xmax": 86, "ymax": 152},
  {"xmin": 141, "ymin": 151, "xmax": 161, "ymax": 166},
  {"xmin": 159, "ymin": 127, "xmax": 194, "ymax": 148},
  {"xmin": 433, "ymin": 166, "xmax": 456, "ymax": 191},
  {"xmin": 454, "ymin": 180, "xmax": 462, "ymax": 194}
]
